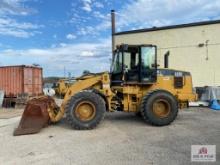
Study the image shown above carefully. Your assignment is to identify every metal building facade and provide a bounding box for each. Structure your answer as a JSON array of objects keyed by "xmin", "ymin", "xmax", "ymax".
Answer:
[{"xmin": 114, "ymin": 20, "xmax": 220, "ymax": 87}]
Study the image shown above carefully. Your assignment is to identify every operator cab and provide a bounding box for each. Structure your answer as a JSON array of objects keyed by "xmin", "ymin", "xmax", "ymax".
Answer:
[{"xmin": 111, "ymin": 44, "xmax": 157, "ymax": 86}]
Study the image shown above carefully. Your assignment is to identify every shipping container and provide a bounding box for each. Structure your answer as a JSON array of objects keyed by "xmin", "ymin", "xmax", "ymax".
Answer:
[{"xmin": 0, "ymin": 65, "xmax": 43, "ymax": 97}]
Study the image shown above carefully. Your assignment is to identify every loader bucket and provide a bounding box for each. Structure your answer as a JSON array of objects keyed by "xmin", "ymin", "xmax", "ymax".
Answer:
[{"xmin": 13, "ymin": 97, "xmax": 56, "ymax": 136}]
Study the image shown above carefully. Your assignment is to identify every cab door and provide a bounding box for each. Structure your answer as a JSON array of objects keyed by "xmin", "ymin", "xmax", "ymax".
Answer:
[
  {"xmin": 123, "ymin": 47, "xmax": 140, "ymax": 82},
  {"xmin": 140, "ymin": 46, "xmax": 157, "ymax": 83},
  {"xmin": 111, "ymin": 51, "xmax": 123, "ymax": 86}
]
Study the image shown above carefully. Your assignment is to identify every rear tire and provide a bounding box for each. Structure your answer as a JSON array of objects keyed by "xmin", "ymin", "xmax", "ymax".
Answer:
[
  {"xmin": 141, "ymin": 90, "xmax": 178, "ymax": 126},
  {"xmin": 65, "ymin": 90, "xmax": 105, "ymax": 130}
]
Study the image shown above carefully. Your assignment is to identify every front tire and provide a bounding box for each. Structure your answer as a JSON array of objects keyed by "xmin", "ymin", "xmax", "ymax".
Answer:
[
  {"xmin": 141, "ymin": 90, "xmax": 178, "ymax": 126},
  {"xmin": 65, "ymin": 90, "xmax": 106, "ymax": 130}
]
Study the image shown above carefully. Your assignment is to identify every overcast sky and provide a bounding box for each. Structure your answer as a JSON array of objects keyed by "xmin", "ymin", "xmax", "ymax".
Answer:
[{"xmin": 0, "ymin": 0, "xmax": 220, "ymax": 77}]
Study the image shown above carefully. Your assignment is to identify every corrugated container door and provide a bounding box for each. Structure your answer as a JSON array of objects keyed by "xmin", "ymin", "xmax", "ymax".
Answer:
[
  {"xmin": 12, "ymin": 67, "xmax": 23, "ymax": 96},
  {"xmin": 0, "ymin": 66, "xmax": 23, "ymax": 97},
  {"xmin": 24, "ymin": 67, "xmax": 33, "ymax": 95},
  {"xmin": 33, "ymin": 68, "xmax": 43, "ymax": 95}
]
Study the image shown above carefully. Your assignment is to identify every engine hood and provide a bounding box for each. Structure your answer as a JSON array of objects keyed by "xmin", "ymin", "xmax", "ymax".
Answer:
[{"xmin": 157, "ymin": 69, "xmax": 191, "ymax": 76}]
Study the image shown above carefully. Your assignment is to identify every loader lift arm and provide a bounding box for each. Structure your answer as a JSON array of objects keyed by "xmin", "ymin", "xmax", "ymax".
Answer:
[{"xmin": 14, "ymin": 73, "xmax": 111, "ymax": 135}]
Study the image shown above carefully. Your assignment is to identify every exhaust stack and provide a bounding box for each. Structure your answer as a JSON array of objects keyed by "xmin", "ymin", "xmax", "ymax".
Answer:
[
  {"xmin": 111, "ymin": 10, "xmax": 116, "ymax": 56},
  {"xmin": 164, "ymin": 51, "xmax": 170, "ymax": 68}
]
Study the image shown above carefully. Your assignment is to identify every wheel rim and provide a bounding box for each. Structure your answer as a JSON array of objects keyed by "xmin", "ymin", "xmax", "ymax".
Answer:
[
  {"xmin": 75, "ymin": 101, "xmax": 96, "ymax": 121},
  {"xmin": 153, "ymin": 99, "xmax": 171, "ymax": 118}
]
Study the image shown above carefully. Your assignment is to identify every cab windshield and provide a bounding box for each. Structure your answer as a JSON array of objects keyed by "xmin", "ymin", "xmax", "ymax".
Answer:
[{"xmin": 111, "ymin": 50, "xmax": 123, "ymax": 74}]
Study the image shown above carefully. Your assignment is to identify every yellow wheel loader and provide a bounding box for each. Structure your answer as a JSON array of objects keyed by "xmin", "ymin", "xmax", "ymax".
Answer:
[{"xmin": 14, "ymin": 44, "xmax": 197, "ymax": 136}]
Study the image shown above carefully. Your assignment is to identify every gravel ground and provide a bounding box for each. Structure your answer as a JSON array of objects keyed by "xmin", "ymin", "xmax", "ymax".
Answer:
[
  {"xmin": 0, "ymin": 108, "xmax": 23, "ymax": 119},
  {"xmin": 0, "ymin": 107, "xmax": 219, "ymax": 165}
]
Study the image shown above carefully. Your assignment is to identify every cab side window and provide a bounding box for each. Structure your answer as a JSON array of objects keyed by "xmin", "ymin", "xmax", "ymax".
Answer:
[{"xmin": 141, "ymin": 47, "xmax": 156, "ymax": 82}]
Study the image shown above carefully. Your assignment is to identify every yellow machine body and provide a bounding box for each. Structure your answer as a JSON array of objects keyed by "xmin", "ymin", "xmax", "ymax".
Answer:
[
  {"xmin": 47, "ymin": 70, "xmax": 196, "ymax": 122},
  {"xmin": 14, "ymin": 44, "xmax": 197, "ymax": 135}
]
